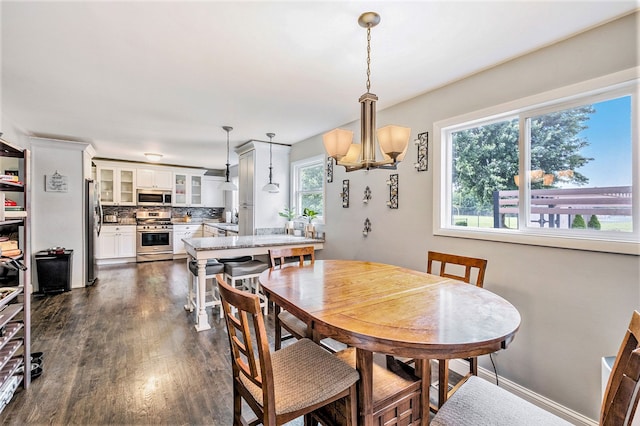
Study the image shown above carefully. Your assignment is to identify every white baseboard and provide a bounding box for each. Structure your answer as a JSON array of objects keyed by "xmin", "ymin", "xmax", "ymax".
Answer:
[{"xmin": 448, "ymin": 359, "xmax": 597, "ymax": 426}]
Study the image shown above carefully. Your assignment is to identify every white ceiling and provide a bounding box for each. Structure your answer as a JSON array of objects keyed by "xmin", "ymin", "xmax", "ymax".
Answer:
[{"xmin": 1, "ymin": 1, "xmax": 637, "ymax": 170}]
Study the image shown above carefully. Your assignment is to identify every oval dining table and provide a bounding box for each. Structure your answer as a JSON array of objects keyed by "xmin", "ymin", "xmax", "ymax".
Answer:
[{"xmin": 259, "ymin": 259, "xmax": 522, "ymax": 425}]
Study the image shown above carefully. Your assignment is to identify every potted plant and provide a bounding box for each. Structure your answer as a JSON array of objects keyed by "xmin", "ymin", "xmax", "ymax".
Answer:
[
  {"xmin": 279, "ymin": 206, "xmax": 296, "ymax": 232},
  {"xmin": 302, "ymin": 208, "xmax": 319, "ymax": 237}
]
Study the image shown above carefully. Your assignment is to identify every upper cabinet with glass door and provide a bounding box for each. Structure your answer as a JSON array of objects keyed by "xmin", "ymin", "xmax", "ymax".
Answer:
[
  {"xmin": 97, "ymin": 166, "xmax": 136, "ymax": 206},
  {"xmin": 173, "ymin": 172, "xmax": 203, "ymax": 207}
]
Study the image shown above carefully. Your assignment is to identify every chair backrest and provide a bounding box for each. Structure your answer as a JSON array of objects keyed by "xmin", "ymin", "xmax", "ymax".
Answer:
[
  {"xmin": 427, "ymin": 251, "xmax": 487, "ymax": 287},
  {"xmin": 601, "ymin": 310, "xmax": 640, "ymax": 426},
  {"xmin": 268, "ymin": 246, "xmax": 315, "ymax": 268},
  {"xmin": 216, "ymin": 275, "xmax": 276, "ymax": 415}
]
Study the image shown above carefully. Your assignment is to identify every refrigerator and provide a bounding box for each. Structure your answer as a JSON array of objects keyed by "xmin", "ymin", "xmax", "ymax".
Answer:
[{"xmin": 85, "ymin": 179, "xmax": 102, "ymax": 286}]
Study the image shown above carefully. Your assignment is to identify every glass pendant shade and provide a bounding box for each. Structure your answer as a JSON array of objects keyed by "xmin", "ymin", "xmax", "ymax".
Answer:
[
  {"xmin": 378, "ymin": 125, "xmax": 411, "ymax": 161},
  {"xmin": 263, "ymin": 132, "xmax": 279, "ymax": 193},
  {"xmin": 220, "ymin": 180, "xmax": 237, "ymax": 191},
  {"xmin": 262, "ymin": 182, "xmax": 279, "ymax": 193},
  {"xmin": 323, "ymin": 129, "xmax": 353, "ymax": 160}
]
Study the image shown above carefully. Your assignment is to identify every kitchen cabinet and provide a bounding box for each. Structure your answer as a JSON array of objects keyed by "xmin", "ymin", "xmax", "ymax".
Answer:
[
  {"xmin": 96, "ymin": 166, "xmax": 136, "ymax": 206},
  {"xmin": 173, "ymin": 224, "xmax": 202, "ymax": 256},
  {"xmin": 202, "ymin": 176, "xmax": 224, "ymax": 207},
  {"xmin": 96, "ymin": 225, "xmax": 136, "ymax": 262},
  {"xmin": 173, "ymin": 173, "xmax": 203, "ymax": 207},
  {"xmin": 137, "ymin": 168, "xmax": 172, "ymax": 190},
  {"xmin": 0, "ymin": 138, "xmax": 31, "ymax": 410},
  {"xmin": 236, "ymin": 142, "xmax": 290, "ymax": 235}
]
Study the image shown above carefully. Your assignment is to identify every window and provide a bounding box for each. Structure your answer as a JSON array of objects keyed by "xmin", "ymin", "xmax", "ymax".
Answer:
[
  {"xmin": 435, "ymin": 71, "xmax": 638, "ymax": 254},
  {"xmin": 291, "ymin": 155, "xmax": 325, "ymax": 221}
]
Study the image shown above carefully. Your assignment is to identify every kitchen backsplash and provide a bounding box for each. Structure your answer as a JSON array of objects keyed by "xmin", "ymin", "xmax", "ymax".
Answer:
[{"xmin": 102, "ymin": 206, "xmax": 224, "ymax": 221}]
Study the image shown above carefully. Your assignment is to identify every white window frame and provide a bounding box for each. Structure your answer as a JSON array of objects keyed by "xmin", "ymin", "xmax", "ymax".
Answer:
[
  {"xmin": 434, "ymin": 68, "xmax": 639, "ymax": 255},
  {"xmin": 290, "ymin": 154, "xmax": 325, "ymax": 223}
]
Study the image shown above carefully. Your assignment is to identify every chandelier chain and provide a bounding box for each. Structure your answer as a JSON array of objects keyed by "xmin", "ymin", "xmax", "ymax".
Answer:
[{"xmin": 366, "ymin": 26, "xmax": 371, "ymax": 92}]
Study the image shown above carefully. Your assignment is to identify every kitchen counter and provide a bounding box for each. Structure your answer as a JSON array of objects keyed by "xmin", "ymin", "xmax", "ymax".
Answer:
[
  {"xmin": 184, "ymin": 234, "xmax": 321, "ymax": 251},
  {"xmin": 183, "ymin": 234, "xmax": 324, "ymax": 331}
]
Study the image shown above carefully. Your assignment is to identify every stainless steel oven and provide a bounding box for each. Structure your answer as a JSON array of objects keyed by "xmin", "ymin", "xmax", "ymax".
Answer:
[{"xmin": 136, "ymin": 211, "xmax": 173, "ymax": 262}]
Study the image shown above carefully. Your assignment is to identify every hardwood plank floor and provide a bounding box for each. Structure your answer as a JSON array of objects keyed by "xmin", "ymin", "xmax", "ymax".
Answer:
[
  {"xmin": 2, "ymin": 259, "xmax": 285, "ymax": 425},
  {"xmin": 2, "ymin": 259, "xmax": 458, "ymax": 425}
]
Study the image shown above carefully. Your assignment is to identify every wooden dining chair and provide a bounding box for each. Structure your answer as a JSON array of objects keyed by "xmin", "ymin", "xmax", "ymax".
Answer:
[
  {"xmin": 432, "ymin": 310, "xmax": 640, "ymax": 425},
  {"xmin": 268, "ymin": 246, "xmax": 315, "ymax": 350},
  {"xmin": 387, "ymin": 251, "xmax": 488, "ymax": 409},
  {"xmin": 216, "ymin": 274, "xmax": 359, "ymax": 426}
]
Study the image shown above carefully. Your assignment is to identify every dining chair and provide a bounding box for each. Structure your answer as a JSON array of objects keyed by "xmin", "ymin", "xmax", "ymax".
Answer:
[
  {"xmin": 216, "ymin": 274, "xmax": 360, "ymax": 426},
  {"xmin": 268, "ymin": 246, "xmax": 315, "ymax": 350},
  {"xmin": 387, "ymin": 250, "xmax": 488, "ymax": 409},
  {"xmin": 432, "ymin": 310, "xmax": 640, "ymax": 425}
]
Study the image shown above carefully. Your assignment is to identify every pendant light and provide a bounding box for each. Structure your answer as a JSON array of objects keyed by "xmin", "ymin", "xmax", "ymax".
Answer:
[
  {"xmin": 323, "ymin": 11, "xmax": 411, "ymax": 172},
  {"xmin": 219, "ymin": 125, "xmax": 238, "ymax": 191},
  {"xmin": 262, "ymin": 132, "xmax": 279, "ymax": 193}
]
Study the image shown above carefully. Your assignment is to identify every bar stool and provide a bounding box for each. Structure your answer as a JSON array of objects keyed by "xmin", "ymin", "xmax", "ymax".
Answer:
[
  {"xmin": 185, "ymin": 259, "xmax": 225, "ymax": 317},
  {"xmin": 223, "ymin": 257, "xmax": 270, "ymax": 315}
]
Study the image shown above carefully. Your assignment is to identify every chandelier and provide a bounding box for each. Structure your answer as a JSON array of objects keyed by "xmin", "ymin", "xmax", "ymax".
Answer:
[{"xmin": 323, "ymin": 12, "xmax": 411, "ymax": 172}]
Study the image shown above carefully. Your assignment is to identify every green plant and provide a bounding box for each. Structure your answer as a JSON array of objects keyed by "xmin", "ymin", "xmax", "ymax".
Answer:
[
  {"xmin": 278, "ymin": 206, "xmax": 296, "ymax": 221},
  {"xmin": 302, "ymin": 208, "xmax": 318, "ymax": 224},
  {"xmin": 571, "ymin": 214, "xmax": 586, "ymax": 229},
  {"xmin": 588, "ymin": 215, "xmax": 601, "ymax": 230}
]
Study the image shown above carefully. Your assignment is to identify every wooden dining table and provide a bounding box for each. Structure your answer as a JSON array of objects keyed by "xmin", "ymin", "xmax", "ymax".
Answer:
[{"xmin": 259, "ymin": 259, "xmax": 521, "ymax": 425}]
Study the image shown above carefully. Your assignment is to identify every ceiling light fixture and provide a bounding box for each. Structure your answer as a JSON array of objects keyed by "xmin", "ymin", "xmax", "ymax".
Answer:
[
  {"xmin": 323, "ymin": 12, "xmax": 411, "ymax": 172},
  {"xmin": 219, "ymin": 126, "xmax": 238, "ymax": 191},
  {"xmin": 144, "ymin": 153, "xmax": 163, "ymax": 162},
  {"xmin": 262, "ymin": 132, "xmax": 279, "ymax": 193}
]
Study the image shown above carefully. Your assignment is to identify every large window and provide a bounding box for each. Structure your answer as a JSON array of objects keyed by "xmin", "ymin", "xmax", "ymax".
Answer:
[
  {"xmin": 435, "ymin": 72, "xmax": 638, "ymax": 254},
  {"xmin": 291, "ymin": 155, "xmax": 324, "ymax": 220}
]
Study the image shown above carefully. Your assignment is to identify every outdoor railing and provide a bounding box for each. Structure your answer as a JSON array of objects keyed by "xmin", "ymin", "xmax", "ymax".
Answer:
[{"xmin": 493, "ymin": 186, "xmax": 632, "ymax": 228}]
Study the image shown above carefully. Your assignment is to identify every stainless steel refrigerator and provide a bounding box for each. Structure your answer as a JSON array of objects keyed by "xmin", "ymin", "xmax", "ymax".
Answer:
[{"xmin": 86, "ymin": 179, "xmax": 102, "ymax": 286}]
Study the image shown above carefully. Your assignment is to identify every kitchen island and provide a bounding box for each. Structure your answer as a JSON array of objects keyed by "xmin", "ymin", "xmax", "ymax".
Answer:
[{"xmin": 183, "ymin": 234, "xmax": 323, "ymax": 331}]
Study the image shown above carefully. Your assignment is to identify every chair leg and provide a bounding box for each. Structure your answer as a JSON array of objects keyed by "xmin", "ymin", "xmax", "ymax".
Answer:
[
  {"xmin": 346, "ymin": 384, "xmax": 357, "ymax": 426},
  {"xmin": 233, "ymin": 383, "xmax": 243, "ymax": 426},
  {"xmin": 274, "ymin": 304, "xmax": 282, "ymax": 350},
  {"xmin": 469, "ymin": 356, "xmax": 478, "ymax": 376}
]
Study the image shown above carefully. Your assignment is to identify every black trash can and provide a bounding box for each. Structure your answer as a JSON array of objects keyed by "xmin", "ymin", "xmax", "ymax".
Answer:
[{"xmin": 35, "ymin": 249, "xmax": 73, "ymax": 294}]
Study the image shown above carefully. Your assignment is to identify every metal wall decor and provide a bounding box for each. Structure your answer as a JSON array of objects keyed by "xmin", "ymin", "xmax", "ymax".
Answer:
[
  {"xmin": 363, "ymin": 186, "xmax": 372, "ymax": 204},
  {"xmin": 414, "ymin": 131, "xmax": 429, "ymax": 172},
  {"xmin": 326, "ymin": 157, "xmax": 334, "ymax": 183},
  {"xmin": 340, "ymin": 179, "xmax": 350, "ymax": 208},
  {"xmin": 363, "ymin": 218, "xmax": 372, "ymax": 237},
  {"xmin": 386, "ymin": 174, "xmax": 399, "ymax": 209}
]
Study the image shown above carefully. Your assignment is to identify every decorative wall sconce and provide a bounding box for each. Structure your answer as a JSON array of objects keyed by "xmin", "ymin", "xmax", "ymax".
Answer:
[
  {"xmin": 414, "ymin": 132, "xmax": 428, "ymax": 172},
  {"xmin": 326, "ymin": 157, "xmax": 334, "ymax": 183},
  {"xmin": 363, "ymin": 186, "xmax": 372, "ymax": 204},
  {"xmin": 363, "ymin": 217, "xmax": 372, "ymax": 237},
  {"xmin": 340, "ymin": 179, "xmax": 350, "ymax": 208},
  {"xmin": 386, "ymin": 174, "xmax": 399, "ymax": 209}
]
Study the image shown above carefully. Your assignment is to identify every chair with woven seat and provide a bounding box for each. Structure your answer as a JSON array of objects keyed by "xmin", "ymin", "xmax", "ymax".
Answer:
[
  {"xmin": 185, "ymin": 259, "xmax": 225, "ymax": 316},
  {"xmin": 386, "ymin": 251, "xmax": 488, "ymax": 409},
  {"xmin": 223, "ymin": 256, "xmax": 270, "ymax": 316},
  {"xmin": 216, "ymin": 275, "xmax": 359, "ymax": 426},
  {"xmin": 432, "ymin": 310, "xmax": 640, "ymax": 425},
  {"xmin": 268, "ymin": 246, "xmax": 315, "ymax": 350}
]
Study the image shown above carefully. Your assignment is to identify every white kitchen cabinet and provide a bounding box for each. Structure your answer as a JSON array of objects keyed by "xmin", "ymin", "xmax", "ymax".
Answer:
[
  {"xmin": 97, "ymin": 166, "xmax": 136, "ymax": 206},
  {"xmin": 202, "ymin": 176, "xmax": 224, "ymax": 207},
  {"xmin": 173, "ymin": 173, "xmax": 203, "ymax": 207},
  {"xmin": 173, "ymin": 224, "xmax": 202, "ymax": 256},
  {"xmin": 137, "ymin": 168, "xmax": 172, "ymax": 190},
  {"xmin": 235, "ymin": 142, "xmax": 290, "ymax": 235},
  {"xmin": 96, "ymin": 225, "xmax": 136, "ymax": 262}
]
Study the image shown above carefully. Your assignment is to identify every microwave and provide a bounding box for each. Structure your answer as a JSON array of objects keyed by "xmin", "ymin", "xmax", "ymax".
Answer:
[{"xmin": 137, "ymin": 190, "xmax": 172, "ymax": 206}]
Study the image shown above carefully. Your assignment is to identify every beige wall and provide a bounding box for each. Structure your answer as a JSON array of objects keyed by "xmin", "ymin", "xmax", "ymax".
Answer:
[{"xmin": 291, "ymin": 11, "xmax": 639, "ymax": 421}]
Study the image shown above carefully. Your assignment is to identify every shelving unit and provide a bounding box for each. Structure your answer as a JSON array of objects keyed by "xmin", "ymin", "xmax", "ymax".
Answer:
[{"xmin": 0, "ymin": 137, "xmax": 31, "ymax": 414}]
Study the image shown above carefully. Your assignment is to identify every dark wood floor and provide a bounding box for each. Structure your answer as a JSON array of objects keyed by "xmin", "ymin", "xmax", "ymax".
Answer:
[
  {"xmin": 2, "ymin": 259, "xmax": 455, "ymax": 425},
  {"xmin": 2, "ymin": 259, "xmax": 281, "ymax": 425}
]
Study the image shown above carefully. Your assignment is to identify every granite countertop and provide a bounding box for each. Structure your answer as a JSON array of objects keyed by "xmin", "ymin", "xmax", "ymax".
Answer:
[{"xmin": 183, "ymin": 234, "xmax": 323, "ymax": 251}]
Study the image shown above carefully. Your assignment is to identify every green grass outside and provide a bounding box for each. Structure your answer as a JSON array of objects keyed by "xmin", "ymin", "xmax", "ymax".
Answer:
[{"xmin": 452, "ymin": 215, "xmax": 633, "ymax": 232}]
